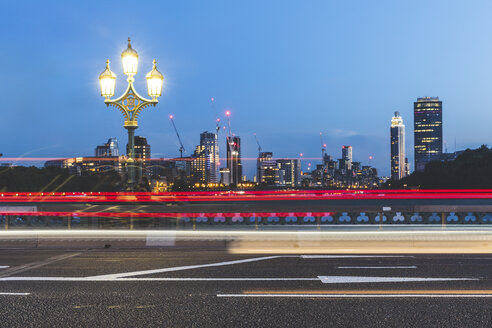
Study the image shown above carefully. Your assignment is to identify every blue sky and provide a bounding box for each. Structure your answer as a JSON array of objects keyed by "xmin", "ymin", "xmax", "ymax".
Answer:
[{"xmin": 2, "ymin": 0, "xmax": 492, "ymax": 177}]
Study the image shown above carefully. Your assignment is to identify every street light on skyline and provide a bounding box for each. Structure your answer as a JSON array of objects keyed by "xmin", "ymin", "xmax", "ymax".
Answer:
[{"xmin": 98, "ymin": 37, "xmax": 164, "ymax": 190}]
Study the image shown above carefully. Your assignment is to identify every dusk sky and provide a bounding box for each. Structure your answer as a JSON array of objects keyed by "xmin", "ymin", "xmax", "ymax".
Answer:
[{"xmin": 2, "ymin": 0, "xmax": 492, "ymax": 177}]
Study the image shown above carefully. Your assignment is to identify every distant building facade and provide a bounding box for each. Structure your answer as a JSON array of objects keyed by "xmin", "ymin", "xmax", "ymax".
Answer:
[
  {"xmin": 95, "ymin": 138, "xmax": 119, "ymax": 157},
  {"xmin": 187, "ymin": 131, "xmax": 220, "ymax": 185},
  {"xmin": 257, "ymin": 152, "xmax": 273, "ymax": 184},
  {"xmin": 189, "ymin": 145, "xmax": 207, "ymax": 184},
  {"xmin": 276, "ymin": 159, "xmax": 301, "ymax": 187},
  {"xmin": 339, "ymin": 146, "xmax": 352, "ymax": 171},
  {"xmin": 414, "ymin": 97, "xmax": 442, "ymax": 171},
  {"xmin": 200, "ymin": 131, "xmax": 219, "ymax": 183},
  {"xmin": 45, "ymin": 157, "xmax": 121, "ymax": 175},
  {"xmin": 226, "ymin": 136, "xmax": 242, "ymax": 186},
  {"xmin": 390, "ymin": 111, "xmax": 406, "ymax": 180},
  {"xmin": 219, "ymin": 168, "xmax": 230, "ymax": 186}
]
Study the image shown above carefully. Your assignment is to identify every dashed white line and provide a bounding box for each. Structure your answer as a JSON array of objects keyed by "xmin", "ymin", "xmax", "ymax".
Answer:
[
  {"xmin": 318, "ymin": 276, "xmax": 477, "ymax": 284},
  {"xmin": 301, "ymin": 255, "xmax": 415, "ymax": 259},
  {"xmin": 337, "ymin": 266, "xmax": 417, "ymax": 269},
  {"xmin": 0, "ymin": 292, "xmax": 30, "ymax": 296},
  {"xmin": 0, "ymin": 266, "xmax": 9, "ymax": 269}
]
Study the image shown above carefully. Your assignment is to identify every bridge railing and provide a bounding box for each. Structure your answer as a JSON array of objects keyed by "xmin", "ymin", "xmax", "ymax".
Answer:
[{"xmin": 1, "ymin": 210, "xmax": 491, "ymax": 230}]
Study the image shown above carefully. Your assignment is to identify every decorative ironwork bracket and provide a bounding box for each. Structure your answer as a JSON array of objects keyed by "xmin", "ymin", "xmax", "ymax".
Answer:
[{"xmin": 104, "ymin": 81, "xmax": 157, "ymax": 127}]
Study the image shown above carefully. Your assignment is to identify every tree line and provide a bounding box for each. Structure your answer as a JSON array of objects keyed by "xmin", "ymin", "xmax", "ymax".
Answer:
[
  {"xmin": 0, "ymin": 166, "xmax": 123, "ymax": 192},
  {"xmin": 386, "ymin": 145, "xmax": 492, "ymax": 189}
]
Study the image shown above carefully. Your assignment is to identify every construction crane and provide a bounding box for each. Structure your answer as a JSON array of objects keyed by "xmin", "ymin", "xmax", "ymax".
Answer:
[
  {"xmin": 215, "ymin": 118, "xmax": 221, "ymax": 135},
  {"xmin": 320, "ymin": 132, "xmax": 326, "ymax": 160},
  {"xmin": 169, "ymin": 115, "xmax": 185, "ymax": 158},
  {"xmin": 254, "ymin": 133, "xmax": 262, "ymax": 154}
]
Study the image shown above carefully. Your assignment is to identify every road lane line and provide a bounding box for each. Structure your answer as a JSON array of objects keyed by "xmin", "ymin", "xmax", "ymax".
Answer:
[
  {"xmin": 0, "ymin": 292, "xmax": 30, "ymax": 296},
  {"xmin": 217, "ymin": 294, "xmax": 492, "ymax": 298},
  {"xmin": 243, "ymin": 290, "xmax": 492, "ymax": 295},
  {"xmin": 87, "ymin": 256, "xmax": 284, "ymax": 279},
  {"xmin": 301, "ymin": 255, "xmax": 415, "ymax": 259},
  {"xmin": 337, "ymin": 266, "xmax": 417, "ymax": 269},
  {"xmin": 0, "ymin": 277, "xmax": 319, "ymax": 282},
  {"xmin": 0, "ymin": 266, "xmax": 9, "ymax": 269},
  {"xmin": 318, "ymin": 276, "xmax": 478, "ymax": 283}
]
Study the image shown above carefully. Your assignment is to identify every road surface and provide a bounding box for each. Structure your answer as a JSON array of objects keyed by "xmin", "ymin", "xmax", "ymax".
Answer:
[{"xmin": 1, "ymin": 249, "xmax": 492, "ymax": 327}]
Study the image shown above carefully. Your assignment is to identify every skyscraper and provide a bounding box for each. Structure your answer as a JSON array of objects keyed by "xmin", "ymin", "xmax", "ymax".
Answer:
[
  {"xmin": 390, "ymin": 111, "xmax": 406, "ymax": 180},
  {"xmin": 226, "ymin": 136, "xmax": 242, "ymax": 186},
  {"xmin": 277, "ymin": 159, "xmax": 301, "ymax": 187},
  {"xmin": 340, "ymin": 146, "xmax": 352, "ymax": 170},
  {"xmin": 132, "ymin": 136, "xmax": 150, "ymax": 162},
  {"xmin": 130, "ymin": 136, "xmax": 151, "ymax": 179},
  {"xmin": 414, "ymin": 97, "xmax": 443, "ymax": 171},
  {"xmin": 200, "ymin": 131, "xmax": 219, "ymax": 183},
  {"xmin": 257, "ymin": 152, "xmax": 273, "ymax": 183},
  {"xmin": 189, "ymin": 145, "xmax": 207, "ymax": 184}
]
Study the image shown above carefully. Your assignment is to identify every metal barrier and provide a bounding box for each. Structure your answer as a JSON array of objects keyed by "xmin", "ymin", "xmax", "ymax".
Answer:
[{"xmin": 2, "ymin": 211, "xmax": 492, "ymax": 230}]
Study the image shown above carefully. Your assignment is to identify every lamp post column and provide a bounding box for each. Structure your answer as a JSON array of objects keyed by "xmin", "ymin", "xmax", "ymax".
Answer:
[{"xmin": 125, "ymin": 124, "xmax": 137, "ymax": 191}]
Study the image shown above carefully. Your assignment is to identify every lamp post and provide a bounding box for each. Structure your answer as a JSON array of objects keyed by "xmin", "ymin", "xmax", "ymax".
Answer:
[{"xmin": 99, "ymin": 38, "xmax": 164, "ymax": 190}]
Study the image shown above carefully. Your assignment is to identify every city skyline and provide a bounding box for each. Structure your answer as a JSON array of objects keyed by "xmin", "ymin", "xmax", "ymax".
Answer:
[{"xmin": 2, "ymin": 1, "xmax": 492, "ymax": 177}]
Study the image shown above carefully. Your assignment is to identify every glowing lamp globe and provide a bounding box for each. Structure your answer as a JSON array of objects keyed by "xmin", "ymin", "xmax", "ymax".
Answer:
[
  {"xmin": 99, "ymin": 60, "xmax": 116, "ymax": 98},
  {"xmin": 121, "ymin": 37, "xmax": 139, "ymax": 76},
  {"xmin": 146, "ymin": 59, "xmax": 164, "ymax": 98}
]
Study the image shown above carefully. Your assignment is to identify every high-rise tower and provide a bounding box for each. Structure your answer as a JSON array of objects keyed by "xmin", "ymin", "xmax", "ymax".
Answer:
[
  {"xmin": 390, "ymin": 111, "xmax": 406, "ymax": 180},
  {"xmin": 226, "ymin": 136, "xmax": 242, "ymax": 186},
  {"xmin": 340, "ymin": 146, "xmax": 352, "ymax": 170},
  {"xmin": 414, "ymin": 97, "xmax": 442, "ymax": 171},
  {"xmin": 200, "ymin": 131, "xmax": 219, "ymax": 183}
]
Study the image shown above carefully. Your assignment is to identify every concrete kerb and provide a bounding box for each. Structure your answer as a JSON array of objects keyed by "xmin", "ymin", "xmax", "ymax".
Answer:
[{"xmin": 1, "ymin": 230, "xmax": 492, "ymax": 252}]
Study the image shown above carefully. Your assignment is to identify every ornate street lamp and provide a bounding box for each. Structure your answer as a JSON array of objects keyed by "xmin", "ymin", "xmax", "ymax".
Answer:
[{"xmin": 99, "ymin": 38, "xmax": 164, "ymax": 190}]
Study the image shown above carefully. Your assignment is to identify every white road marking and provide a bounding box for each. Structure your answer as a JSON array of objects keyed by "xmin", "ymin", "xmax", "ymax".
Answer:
[
  {"xmin": 0, "ymin": 266, "xmax": 9, "ymax": 269},
  {"xmin": 0, "ymin": 255, "xmax": 478, "ymax": 286},
  {"xmin": 301, "ymin": 255, "xmax": 415, "ymax": 259},
  {"xmin": 0, "ymin": 275, "xmax": 479, "ymax": 283},
  {"xmin": 337, "ymin": 266, "xmax": 417, "ymax": 269},
  {"xmin": 0, "ymin": 292, "xmax": 30, "ymax": 296},
  {"xmin": 318, "ymin": 276, "xmax": 477, "ymax": 284},
  {"xmin": 87, "ymin": 256, "xmax": 284, "ymax": 279},
  {"xmin": 217, "ymin": 294, "xmax": 492, "ymax": 298},
  {"xmin": 0, "ymin": 277, "xmax": 319, "ymax": 282}
]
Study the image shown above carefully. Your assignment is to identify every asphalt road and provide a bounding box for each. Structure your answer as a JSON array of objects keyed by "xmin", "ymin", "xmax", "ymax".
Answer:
[{"xmin": 1, "ymin": 249, "xmax": 492, "ymax": 327}]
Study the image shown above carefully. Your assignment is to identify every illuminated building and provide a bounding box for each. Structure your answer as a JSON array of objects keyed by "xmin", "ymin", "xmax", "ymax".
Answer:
[
  {"xmin": 200, "ymin": 131, "xmax": 219, "ymax": 183},
  {"xmin": 190, "ymin": 145, "xmax": 207, "ymax": 184},
  {"xmin": 188, "ymin": 131, "xmax": 219, "ymax": 184},
  {"xmin": 257, "ymin": 152, "xmax": 273, "ymax": 183},
  {"xmin": 219, "ymin": 168, "xmax": 230, "ymax": 185},
  {"xmin": 95, "ymin": 138, "xmax": 119, "ymax": 157},
  {"xmin": 390, "ymin": 111, "xmax": 406, "ymax": 180},
  {"xmin": 226, "ymin": 136, "xmax": 242, "ymax": 186},
  {"xmin": 131, "ymin": 136, "xmax": 151, "ymax": 179},
  {"xmin": 340, "ymin": 146, "xmax": 352, "ymax": 171},
  {"xmin": 44, "ymin": 156, "xmax": 121, "ymax": 175},
  {"xmin": 277, "ymin": 159, "xmax": 301, "ymax": 187},
  {"xmin": 414, "ymin": 97, "xmax": 442, "ymax": 171},
  {"xmin": 259, "ymin": 159, "xmax": 278, "ymax": 186},
  {"xmin": 404, "ymin": 158, "xmax": 410, "ymax": 177}
]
